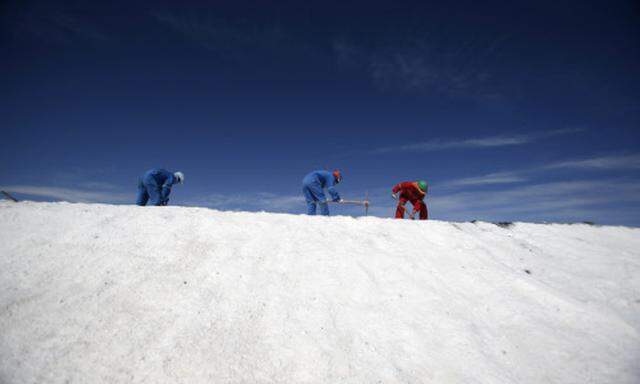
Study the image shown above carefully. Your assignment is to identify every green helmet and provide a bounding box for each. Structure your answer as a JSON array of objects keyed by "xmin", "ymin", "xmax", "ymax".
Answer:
[{"xmin": 417, "ymin": 180, "xmax": 428, "ymax": 193}]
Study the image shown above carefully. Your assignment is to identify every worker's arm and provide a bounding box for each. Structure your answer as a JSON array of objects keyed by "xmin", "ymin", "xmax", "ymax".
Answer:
[
  {"xmin": 327, "ymin": 183, "xmax": 341, "ymax": 202},
  {"xmin": 160, "ymin": 174, "xmax": 175, "ymax": 203},
  {"xmin": 392, "ymin": 182, "xmax": 410, "ymax": 199}
]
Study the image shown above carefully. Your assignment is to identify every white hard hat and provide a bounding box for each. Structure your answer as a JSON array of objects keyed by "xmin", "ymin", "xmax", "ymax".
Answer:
[{"xmin": 174, "ymin": 171, "xmax": 184, "ymax": 184}]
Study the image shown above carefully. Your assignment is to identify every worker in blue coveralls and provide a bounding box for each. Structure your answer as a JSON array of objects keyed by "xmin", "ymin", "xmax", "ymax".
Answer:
[
  {"xmin": 302, "ymin": 170, "xmax": 343, "ymax": 215},
  {"xmin": 136, "ymin": 168, "xmax": 184, "ymax": 206}
]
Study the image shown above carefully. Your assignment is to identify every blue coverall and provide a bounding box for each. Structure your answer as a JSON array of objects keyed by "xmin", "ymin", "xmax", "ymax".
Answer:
[
  {"xmin": 302, "ymin": 170, "xmax": 341, "ymax": 215},
  {"xmin": 136, "ymin": 169, "xmax": 177, "ymax": 206}
]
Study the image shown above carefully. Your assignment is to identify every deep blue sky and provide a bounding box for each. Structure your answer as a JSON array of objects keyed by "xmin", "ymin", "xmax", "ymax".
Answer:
[{"xmin": 1, "ymin": 0, "xmax": 639, "ymax": 225}]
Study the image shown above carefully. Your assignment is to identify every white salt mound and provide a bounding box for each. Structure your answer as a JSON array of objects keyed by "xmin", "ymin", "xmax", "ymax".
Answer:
[{"xmin": 1, "ymin": 201, "xmax": 639, "ymax": 383}]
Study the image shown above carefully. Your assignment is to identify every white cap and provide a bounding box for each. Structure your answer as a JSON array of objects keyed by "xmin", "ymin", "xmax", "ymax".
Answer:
[{"xmin": 174, "ymin": 171, "xmax": 184, "ymax": 184}]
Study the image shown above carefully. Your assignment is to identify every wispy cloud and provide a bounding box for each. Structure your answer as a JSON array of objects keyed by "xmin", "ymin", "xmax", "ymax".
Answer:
[
  {"xmin": 333, "ymin": 33, "xmax": 512, "ymax": 100},
  {"xmin": 372, "ymin": 128, "xmax": 581, "ymax": 154},
  {"xmin": 543, "ymin": 154, "xmax": 640, "ymax": 170},
  {"xmin": 437, "ymin": 153, "xmax": 640, "ymax": 189},
  {"xmin": 439, "ymin": 172, "xmax": 527, "ymax": 187},
  {"xmin": 429, "ymin": 179, "xmax": 640, "ymax": 221},
  {"xmin": 0, "ymin": 185, "xmax": 129, "ymax": 203}
]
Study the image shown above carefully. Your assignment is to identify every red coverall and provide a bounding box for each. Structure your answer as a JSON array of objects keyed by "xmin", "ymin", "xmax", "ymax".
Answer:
[{"xmin": 392, "ymin": 182, "xmax": 428, "ymax": 220}]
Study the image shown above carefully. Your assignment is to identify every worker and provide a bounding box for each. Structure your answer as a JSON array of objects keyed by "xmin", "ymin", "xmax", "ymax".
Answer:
[
  {"xmin": 136, "ymin": 168, "xmax": 184, "ymax": 206},
  {"xmin": 302, "ymin": 170, "xmax": 343, "ymax": 215},
  {"xmin": 392, "ymin": 180, "xmax": 428, "ymax": 220}
]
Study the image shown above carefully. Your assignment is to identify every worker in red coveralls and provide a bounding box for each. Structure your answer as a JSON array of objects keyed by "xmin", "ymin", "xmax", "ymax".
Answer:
[{"xmin": 392, "ymin": 180, "xmax": 429, "ymax": 220}]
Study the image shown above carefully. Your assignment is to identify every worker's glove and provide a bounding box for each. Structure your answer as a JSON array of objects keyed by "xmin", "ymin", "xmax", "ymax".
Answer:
[
  {"xmin": 391, "ymin": 193, "xmax": 398, "ymax": 200},
  {"xmin": 332, "ymin": 196, "xmax": 342, "ymax": 202}
]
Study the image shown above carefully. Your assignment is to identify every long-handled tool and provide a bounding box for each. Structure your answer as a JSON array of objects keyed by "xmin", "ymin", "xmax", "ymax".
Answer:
[
  {"xmin": 1, "ymin": 190, "xmax": 18, "ymax": 202},
  {"xmin": 326, "ymin": 191, "xmax": 370, "ymax": 216}
]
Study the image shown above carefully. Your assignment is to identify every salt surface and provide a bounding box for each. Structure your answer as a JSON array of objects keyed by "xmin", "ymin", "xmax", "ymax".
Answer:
[{"xmin": 1, "ymin": 201, "xmax": 639, "ymax": 383}]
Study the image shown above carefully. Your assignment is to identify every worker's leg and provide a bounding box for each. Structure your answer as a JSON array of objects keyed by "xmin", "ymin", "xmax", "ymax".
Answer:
[
  {"xmin": 395, "ymin": 198, "xmax": 408, "ymax": 218},
  {"xmin": 306, "ymin": 201, "xmax": 317, "ymax": 215},
  {"xmin": 136, "ymin": 179, "xmax": 149, "ymax": 206},
  {"xmin": 312, "ymin": 184, "xmax": 329, "ymax": 216},
  {"xmin": 143, "ymin": 177, "xmax": 163, "ymax": 206},
  {"xmin": 413, "ymin": 199, "xmax": 428, "ymax": 220},
  {"xmin": 419, "ymin": 201, "xmax": 428, "ymax": 220},
  {"xmin": 146, "ymin": 186, "xmax": 163, "ymax": 206},
  {"xmin": 304, "ymin": 182, "xmax": 329, "ymax": 216},
  {"xmin": 319, "ymin": 202, "xmax": 330, "ymax": 216},
  {"xmin": 303, "ymin": 184, "xmax": 318, "ymax": 215}
]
